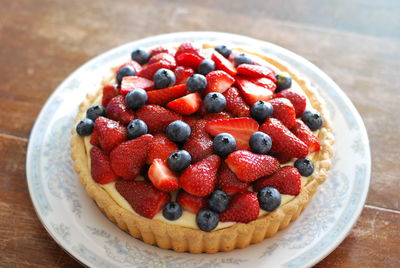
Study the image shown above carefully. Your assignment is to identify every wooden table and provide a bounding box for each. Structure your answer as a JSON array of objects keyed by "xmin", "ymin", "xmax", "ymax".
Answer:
[{"xmin": 1, "ymin": 0, "xmax": 399, "ymax": 267}]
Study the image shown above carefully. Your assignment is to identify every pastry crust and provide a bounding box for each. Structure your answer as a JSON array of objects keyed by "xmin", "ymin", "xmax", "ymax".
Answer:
[{"xmin": 71, "ymin": 44, "xmax": 334, "ymax": 253}]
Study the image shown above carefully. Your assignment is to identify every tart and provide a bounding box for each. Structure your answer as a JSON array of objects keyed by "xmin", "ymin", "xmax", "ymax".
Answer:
[{"xmin": 71, "ymin": 42, "xmax": 334, "ymax": 253}]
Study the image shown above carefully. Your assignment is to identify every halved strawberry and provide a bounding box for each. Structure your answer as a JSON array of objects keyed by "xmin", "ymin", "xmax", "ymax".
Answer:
[
  {"xmin": 116, "ymin": 60, "xmax": 142, "ymax": 73},
  {"xmin": 147, "ymin": 84, "xmax": 187, "ymax": 105},
  {"xmin": 205, "ymin": 118, "xmax": 259, "ymax": 150},
  {"xmin": 174, "ymin": 66, "xmax": 194, "ymax": 85},
  {"xmin": 146, "ymin": 133, "xmax": 178, "ymax": 164},
  {"xmin": 148, "ymin": 159, "xmax": 180, "ymax": 192},
  {"xmin": 274, "ymin": 89, "xmax": 306, "ymax": 117},
  {"xmin": 137, "ymin": 60, "xmax": 176, "ymax": 79},
  {"xmin": 167, "ymin": 93, "xmax": 201, "ymax": 115},
  {"xmin": 148, "ymin": 52, "xmax": 176, "ymax": 65},
  {"xmin": 115, "ymin": 180, "xmax": 170, "ymax": 219},
  {"xmin": 225, "ymin": 150, "xmax": 280, "ymax": 182},
  {"xmin": 211, "ymin": 51, "xmax": 237, "ymax": 76},
  {"xmin": 121, "ymin": 76, "xmax": 154, "ymax": 93},
  {"xmin": 248, "ymin": 77, "xmax": 277, "ymax": 93},
  {"xmin": 110, "ymin": 134, "xmax": 154, "ymax": 179},
  {"xmin": 90, "ymin": 146, "xmax": 118, "ymax": 184},
  {"xmin": 150, "ymin": 45, "xmax": 175, "ymax": 56},
  {"xmin": 203, "ymin": 111, "xmax": 232, "ymax": 121},
  {"xmin": 180, "ymin": 154, "xmax": 221, "ymax": 196},
  {"xmin": 236, "ymin": 64, "xmax": 277, "ymax": 82},
  {"xmin": 217, "ymin": 162, "xmax": 249, "ymax": 194},
  {"xmin": 268, "ymin": 98, "xmax": 297, "ymax": 129},
  {"xmin": 253, "ymin": 166, "xmax": 302, "ymax": 195},
  {"xmin": 223, "ymin": 87, "xmax": 251, "ymax": 117},
  {"xmin": 183, "ymin": 119, "xmax": 213, "ymax": 163},
  {"xmin": 175, "ymin": 52, "xmax": 204, "ymax": 69},
  {"xmin": 205, "ymin": 70, "xmax": 235, "ymax": 94},
  {"xmin": 94, "ymin": 117, "xmax": 127, "ymax": 152},
  {"xmin": 219, "ymin": 191, "xmax": 259, "ymax": 223},
  {"xmin": 102, "ymin": 84, "xmax": 119, "ymax": 106},
  {"xmin": 106, "ymin": 95, "xmax": 135, "ymax": 125},
  {"xmin": 136, "ymin": 105, "xmax": 182, "ymax": 133},
  {"xmin": 175, "ymin": 42, "xmax": 201, "ymax": 56},
  {"xmin": 291, "ymin": 119, "xmax": 320, "ymax": 153},
  {"xmin": 182, "ymin": 115, "xmax": 199, "ymax": 129},
  {"xmin": 176, "ymin": 190, "xmax": 207, "ymax": 214},
  {"xmin": 236, "ymin": 77, "xmax": 273, "ymax": 105}
]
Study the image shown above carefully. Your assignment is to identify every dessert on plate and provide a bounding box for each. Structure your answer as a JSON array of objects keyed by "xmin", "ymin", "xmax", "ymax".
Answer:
[{"xmin": 71, "ymin": 41, "xmax": 334, "ymax": 253}]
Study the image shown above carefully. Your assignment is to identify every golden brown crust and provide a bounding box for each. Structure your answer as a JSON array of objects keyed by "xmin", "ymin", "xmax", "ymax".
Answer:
[{"xmin": 70, "ymin": 44, "xmax": 334, "ymax": 253}]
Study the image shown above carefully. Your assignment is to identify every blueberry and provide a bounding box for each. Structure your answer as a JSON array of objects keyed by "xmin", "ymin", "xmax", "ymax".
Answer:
[
  {"xmin": 197, "ymin": 59, "xmax": 216, "ymax": 75},
  {"xmin": 186, "ymin": 74, "xmax": 207, "ymax": 93},
  {"xmin": 131, "ymin": 48, "xmax": 150, "ymax": 65},
  {"xmin": 250, "ymin": 101, "xmax": 274, "ymax": 123},
  {"xmin": 86, "ymin": 104, "xmax": 106, "ymax": 121},
  {"xmin": 275, "ymin": 72, "xmax": 292, "ymax": 93},
  {"xmin": 125, "ymin": 89, "xmax": 147, "ymax": 110},
  {"xmin": 153, "ymin": 68, "xmax": 176, "ymax": 89},
  {"xmin": 301, "ymin": 110, "xmax": 323, "ymax": 131},
  {"xmin": 215, "ymin": 45, "xmax": 232, "ymax": 58},
  {"xmin": 213, "ymin": 133, "xmax": 236, "ymax": 158},
  {"xmin": 163, "ymin": 202, "xmax": 183, "ymax": 221},
  {"xmin": 249, "ymin": 132, "xmax": 272, "ymax": 154},
  {"xmin": 294, "ymin": 158, "xmax": 314, "ymax": 177},
  {"xmin": 166, "ymin": 120, "xmax": 191, "ymax": 143},
  {"xmin": 257, "ymin": 187, "xmax": 281, "ymax": 211},
  {"xmin": 233, "ymin": 53, "xmax": 253, "ymax": 67},
  {"xmin": 116, "ymin": 66, "xmax": 136, "ymax": 84},
  {"xmin": 204, "ymin": 92, "xmax": 226, "ymax": 113},
  {"xmin": 208, "ymin": 190, "xmax": 229, "ymax": 213},
  {"xmin": 76, "ymin": 118, "xmax": 94, "ymax": 136},
  {"xmin": 127, "ymin": 119, "xmax": 148, "ymax": 139},
  {"xmin": 196, "ymin": 208, "xmax": 219, "ymax": 232},
  {"xmin": 167, "ymin": 150, "xmax": 192, "ymax": 172}
]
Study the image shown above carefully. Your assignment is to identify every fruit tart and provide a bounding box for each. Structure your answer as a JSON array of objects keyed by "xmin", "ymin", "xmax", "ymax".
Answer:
[{"xmin": 71, "ymin": 41, "xmax": 334, "ymax": 253}]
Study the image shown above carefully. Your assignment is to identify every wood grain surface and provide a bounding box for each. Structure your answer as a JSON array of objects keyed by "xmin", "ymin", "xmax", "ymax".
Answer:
[{"xmin": 0, "ymin": 0, "xmax": 399, "ymax": 267}]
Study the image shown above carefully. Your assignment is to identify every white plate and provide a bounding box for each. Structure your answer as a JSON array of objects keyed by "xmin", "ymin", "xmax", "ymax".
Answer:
[{"xmin": 27, "ymin": 32, "xmax": 371, "ymax": 268}]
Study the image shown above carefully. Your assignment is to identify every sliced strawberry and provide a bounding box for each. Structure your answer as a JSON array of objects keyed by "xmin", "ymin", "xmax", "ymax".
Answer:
[
  {"xmin": 110, "ymin": 134, "xmax": 153, "ymax": 179},
  {"xmin": 150, "ymin": 45, "xmax": 175, "ymax": 56},
  {"xmin": 166, "ymin": 93, "xmax": 201, "ymax": 115},
  {"xmin": 259, "ymin": 118, "xmax": 308, "ymax": 159},
  {"xmin": 291, "ymin": 119, "xmax": 320, "ymax": 153},
  {"xmin": 217, "ymin": 162, "xmax": 249, "ymax": 194},
  {"xmin": 253, "ymin": 166, "xmax": 302, "ymax": 195},
  {"xmin": 174, "ymin": 66, "xmax": 194, "ymax": 85},
  {"xmin": 148, "ymin": 159, "xmax": 180, "ymax": 192},
  {"xmin": 236, "ymin": 77, "xmax": 273, "ymax": 105},
  {"xmin": 176, "ymin": 191, "xmax": 207, "ymax": 214},
  {"xmin": 203, "ymin": 111, "xmax": 232, "ymax": 121},
  {"xmin": 146, "ymin": 133, "xmax": 178, "ymax": 164},
  {"xmin": 147, "ymin": 84, "xmax": 187, "ymax": 105},
  {"xmin": 90, "ymin": 146, "xmax": 118, "ymax": 184},
  {"xmin": 223, "ymin": 87, "xmax": 251, "ymax": 117},
  {"xmin": 219, "ymin": 191, "xmax": 259, "ymax": 223},
  {"xmin": 205, "ymin": 118, "xmax": 259, "ymax": 150},
  {"xmin": 180, "ymin": 154, "xmax": 221, "ymax": 196},
  {"xmin": 274, "ymin": 89, "xmax": 306, "ymax": 117},
  {"xmin": 175, "ymin": 52, "xmax": 204, "ymax": 69},
  {"xmin": 211, "ymin": 51, "xmax": 237, "ymax": 76},
  {"xmin": 182, "ymin": 115, "xmax": 199, "ymax": 129},
  {"xmin": 136, "ymin": 105, "xmax": 182, "ymax": 133},
  {"xmin": 175, "ymin": 42, "xmax": 201, "ymax": 56},
  {"xmin": 225, "ymin": 150, "xmax": 280, "ymax": 182},
  {"xmin": 115, "ymin": 180, "xmax": 170, "ymax": 219},
  {"xmin": 236, "ymin": 64, "xmax": 277, "ymax": 82},
  {"xmin": 121, "ymin": 76, "xmax": 154, "ymax": 93},
  {"xmin": 205, "ymin": 70, "xmax": 235, "ymax": 94},
  {"xmin": 183, "ymin": 119, "xmax": 213, "ymax": 163},
  {"xmin": 106, "ymin": 95, "xmax": 135, "ymax": 125},
  {"xmin": 148, "ymin": 52, "xmax": 176, "ymax": 65},
  {"xmin": 94, "ymin": 117, "xmax": 127, "ymax": 152},
  {"xmin": 137, "ymin": 60, "xmax": 176, "ymax": 80},
  {"xmin": 116, "ymin": 60, "xmax": 142, "ymax": 73},
  {"xmin": 102, "ymin": 84, "xmax": 119, "ymax": 106},
  {"xmin": 268, "ymin": 98, "xmax": 297, "ymax": 129},
  {"xmin": 248, "ymin": 77, "xmax": 277, "ymax": 93}
]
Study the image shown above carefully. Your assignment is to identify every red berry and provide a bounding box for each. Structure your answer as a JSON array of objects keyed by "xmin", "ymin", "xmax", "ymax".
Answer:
[
  {"xmin": 106, "ymin": 95, "xmax": 135, "ymax": 125},
  {"xmin": 183, "ymin": 119, "xmax": 213, "ymax": 163},
  {"xmin": 148, "ymin": 52, "xmax": 176, "ymax": 66},
  {"xmin": 174, "ymin": 66, "xmax": 194, "ymax": 85},
  {"xmin": 253, "ymin": 166, "xmax": 302, "ymax": 195},
  {"xmin": 223, "ymin": 87, "xmax": 251, "ymax": 117},
  {"xmin": 203, "ymin": 111, "xmax": 233, "ymax": 121},
  {"xmin": 235, "ymin": 77, "xmax": 273, "ymax": 105},
  {"xmin": 274, "ymin": 89, "xmax": 307, "ymax": 118},
  {"xmin": 205, "ymin": 70, "xmax": 235, "ymax": 94},
  {"xmin": 175, "ymin": 42, "xmax": 201, "ymax": 56},
  {"xmin": 268, "ymin": 98, "xmax": 297, "ymax": 129},
  {"xmin": 211, "ymin": 51, "xmax": 237, "ymax": 76},
  {"xmin": 102, "ymin": 84, "xmax": 119, "ymax": 107},
  {"xmin": 146, "ymin": 133, "xmax": 178, "ymax": 165},
  {"xmin": 150, "ymin": 45, "xmax": 175, "ymax": 56},
  {"xmin": 148, "ymin": 159, "xmax": 180, "ymax": 192},
  {"xmin": 90, "ymin": 146, "xmax": 118, "ymax": 184},
  {"xmin": 93, "ymin": 117, "xmax": 127, "ymax": 152},
  {"xmin": 217, "ymin": 162, "xmax": 249, "ymax": 195},
  {"xmin": 291, "ymin": 119, "xmax": 320, "ymax": 153},
  {"xmin": 147, "ymin": 84, "xmax": 187, "ymax": 105},
  {"xmin": 236, "ymin": 64, "xmax": 277, "ymax": 82},
  {"xmin": 181, "ymin": 115, "xmax": 199, "ymax": 129},
  {"xmin": 175, "ymin": 52, "xmax": 204, "ymax": 69},
  {"xmin": 137, "ymin": 60, "xmax": 176, "ymax": 79},
  {"xmin": 167, "ymin": 93, "xmax": 201, "ymax": 115},
  {"xmin": 219, "ymin": 191, "xmax": 259, "ymax": 223},
  {"xmin": 120, "ymin": 76, "xmax": 154, "ymax": 94},
  {"xmin": 136, "ymin": 105, "xmax": 182, "ymax": 133},
  {"xmin": 116, "ymin": 60, "xmax": 142, "ymax": 73},
  {"xmin": 176, "ymin": 191, "xmax": 207, "ymax": 214},
  {"xmin": 247, "ymin": 77, "xmax": 277, "ymax": 92}
]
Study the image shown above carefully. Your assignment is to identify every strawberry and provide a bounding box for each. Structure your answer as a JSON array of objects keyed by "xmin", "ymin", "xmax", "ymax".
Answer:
[
  {"xmin": 203, "ymin": 111, "xmax": 232, "ymax": 121},
  {"xmin": 248, "ymin": 77, "xmax": 277, "ymax": 93},
  {"xmin": 120, "ymin": 76, "xmax": 154, "ymax": 93},
  {"xmin": 148, "ymin": 159, "xmax": 180, "ymax": 192},
  {"xmin": 176, "ymin": 191, "xmax": 207, "ymax": 214},
  {"xmin": 236, "ymin": 77, "xmax": 273, "ymax": 105},
  {"xmin": 175, "ymin": 52, "xmax": 204, "ymax": 69},
  {"xmin": 291, "ymin": 119, "xmax": 320, "ymax": 153},
  {"xmin": 115, "ymin": 180, "xmax": 170, "ymax": 219},
  {"xmin": 94, "ymin": 117, "xmax": 127, "ymax": 152},
  {"xmin": 211, "ymin": 51, "xmax": 237, "ymax": 76},
  {"xmin": 182, "ymin": 115, "xmax": 199, "ymax": 129},
  {"xmin": 146, "ymin": 133, "xmax": 178, "ymax": 164},
  {"xmin": 259, "ymin": 118, "xmax": 308, "ymax": 159},
  {"xmin": 205, "ymin": 70, "xmax": 235, "ymax": 94},
  {"xmin": 167, "ymin": 93, "xmax": 201, "ymax": 115},
  {"xmin": 268, "ymin": 98, "xmax": 297, "ymax": 129},
  {"xmin": 102, "ymin": 84, "xmax": 119, "ymax": 106},
  {"xmin": 136, "ymin": 105, "xmax": 182, "ymax": 133},
  {"xmin": 274, "ymin": 89, "xmax": 306, "ymax": 117},
  {"xmin": 236, "ymin": 64, "xmax": 277, "ymax": 82},
  {"xmin": 225, "ymin": 150, "xmax": 280, "ymax": 182},
  {"xmin": 205, "ymin": 118, "xmax": 259, "ymax": 150},
  {"xmin": 116, "ymin": 60, "xmax": 142, "ymax": 73},
  {"xmin": 150, "ymin": 45, "xmax": 175, "ymax": 56},
  {"xmin": 90, "ymin": 126, "xmax": 100, "ymax": 146},
  {"xmin": 90, "ymin": 146, "xmax": 118, "ymax": 184},
  {"xmin": 137, "ymin": 60, "xmax": 176, "ymax": 80},
  {"xmin": 110, "ymin": 134, "xmax": 154, "ymax": 179},
  {"xmin": 174, "ymin": 66, "xmax": 194, "ymax": 84},
  {"xmin": 217, "ymin": 162, "xmax": 249, "ymax": 194},
  {"xmin": 147, "ymin": 84, "xmax": 187, "ymax": 105},
  {"xmin": 219, "ymin": 191, "xmax": 259, "ymax": 223},
  {"xmin": 106, "ymin": 95, "xmax": 135, "ymax": 125},
  {"xmin": 180, "ymin": 154, "xmax": 221, "ymax": 196},
  {"xmin": 175, "ymin": 42, "xmax": 201, "ymax": 56},
  {"xmin": 253, "ymin": 166, "xmax": 302, "ymax": 195},
  {"xmin": 223, "ymin": 87, "xmax": 251, "ymax": 117},
  {"xmin": 183, "ymin": 119, "xmax": 213, "ymax": 162},
  {"xmin": 148, "ymin": 52, "xmax": 176, "ymax": 65}
]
